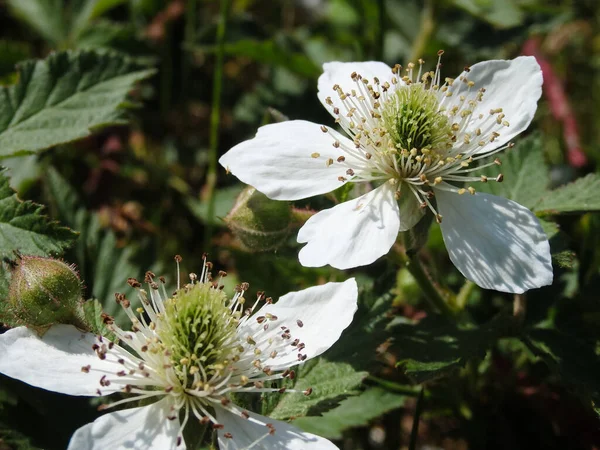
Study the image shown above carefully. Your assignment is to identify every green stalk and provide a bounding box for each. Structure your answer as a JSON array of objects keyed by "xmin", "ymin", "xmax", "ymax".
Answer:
[
  {"xmin": 409, "ymin": 0, "xmax": 434, "ymax": 62},
  {"xmin": 389, "ymin": 244, "xmax": 455, "ymax": 318},
  {"xmin": 203, "ymin": 0, "xmax": 230, "ymax": 250},
  {"xmin": 408, "ymin": 388, "xmax": 425, "ymax": 450},
  {"xmin": 181, "ymin": 0, "xmax": 198, "ymax": 99},
  {"xmin": 376, "ymin": 0, "xmax": 386, "ymax": 60}
]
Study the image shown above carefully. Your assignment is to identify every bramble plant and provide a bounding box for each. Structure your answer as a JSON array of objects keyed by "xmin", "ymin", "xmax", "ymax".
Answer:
[{"xmin": 0, "ymin": 2, "xmax": 600, "ymax": 450}]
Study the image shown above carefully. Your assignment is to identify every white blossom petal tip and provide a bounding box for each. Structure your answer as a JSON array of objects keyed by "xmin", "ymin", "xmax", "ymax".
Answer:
[
  {"xmin": 216, "ymin": 408, "xmax": 338, "ymax": 449},
  {"xmin": 218, "ymin": 120, "xmax": 357, "ymax": 201},
  {"xmin": 68, "ymin": 398, "xmax": 183, "ymax": 450},
  {"xmin": 436, "ymin": 189, "xmax": 552, "ymax": 293},
  {"xmin": 298, "ymin": 183, "xmax": 400, "ymax": 269},
  {"xmin": 236, "ymin": 278, "xmax": 358, "ymax": 371},
  {"xmin": 0, "ymin": 325, "xmax": 121, "ymax": 396}
]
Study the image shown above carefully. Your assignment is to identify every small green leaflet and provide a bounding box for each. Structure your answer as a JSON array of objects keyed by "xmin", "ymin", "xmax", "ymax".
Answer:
[
  {"xmin": 534, "ymin": 174, "xmax": 600, "ymax": 216},
  {"xmin": 477, "ymin": 135, "xmax": 549, "ymax": 209},
  {"xmin": 292, "ymin": 387, "xmax": 408, "ymax": 439},
  {"xmin": 268, "ymin": 358, "xmax": 367, "ymax": 420},
  {"xmin": 0, "ymin": 168, "xmax": 77, "ymax": 260},
  {"xmin": 392, "ymin": 314, "xmax": 510, "ymax": 383},
  {"xmin": 0, "ymin": 50, "xmax": 155, "ymax": 159}
]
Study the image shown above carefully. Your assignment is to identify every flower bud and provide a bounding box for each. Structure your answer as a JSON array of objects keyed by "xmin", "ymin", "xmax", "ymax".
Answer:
[
  {"xmin": 7, "ymin": 256, "xmax": 84, "ymax": 330},
  {"xmin": 225, "ymin": 187, "xmax": 292, "ymax": 252}
]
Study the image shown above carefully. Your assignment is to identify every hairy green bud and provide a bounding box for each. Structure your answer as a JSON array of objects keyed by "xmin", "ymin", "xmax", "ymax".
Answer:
[
  {"xmin": 7, "ymin": 256, "xmax": 84, "ymax": 330},
  {"xmin": 225, "ymin": 187, "xmax": 292, "ymax": 252}
]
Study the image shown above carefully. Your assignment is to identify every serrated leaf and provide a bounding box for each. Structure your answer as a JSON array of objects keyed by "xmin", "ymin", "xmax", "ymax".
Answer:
[
  {"xmin": 0, "ymin": 50, "xmax": 155, "ymax": 159},
  {"xmin": 534, "ymin": 174, "xmax": 600, "ymax": 216},
  {"xmin": 0, "ymin": 168, "xmax": 77, "ymax": 260},
  {"xmin": 268, "ymin": 359, "xmax": 367, "ymax": 420},
  {"xmin": 524, "ymin": 328, "xmax": 600, "ymax": 407},
  {"xmin": 478, "ymin": 135, "xmax": 549, "ymax": 209},
  {"xmin": 292, "ymin": 387, "xmax": 407, "ymax": 439},
  {"xmin": 392, "ymin": 314, "xmax": 510, "ymax": 383}
]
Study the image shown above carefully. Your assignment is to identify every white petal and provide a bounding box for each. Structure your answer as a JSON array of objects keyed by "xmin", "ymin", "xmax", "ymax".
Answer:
[
  {"xmin": 436, "ymin": 189, "xmax": 552, "ymax": 293},
  {"xmin": 317, "ymin": 61, "xmax": 395, "ymax": 118},
  {"xmin": 67, "ymin": 397, "xmax": 183, "ymax": 450},
  {"xmin": 449, "ymin": 56, "xmax": 542, "ymax": 154},
  {"xmin": 219, "ymin": 120, "xmax": 359, "ymax": 201},
  {"xmin": 297, "ymin": 183, "xmax": 400, "ymax": 269},
  {"xmin": 215, "ymin": 407, "xmax": 338, "ymax": 450},
  {"xmin": 238, "ymin": 279, "xmax": 357, "ymax": 371},
  {"xmin": 0, "ymin": 325, "xmax": 122, "ymax": 396}
]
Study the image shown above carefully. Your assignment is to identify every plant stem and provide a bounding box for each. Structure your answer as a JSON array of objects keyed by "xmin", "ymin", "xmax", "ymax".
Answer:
[
  {"xmin": 203, "ymin": 0, "xmax": 230, "ymax": 250},
  {"xmin": 456, "ymin": 280, "xmax": 475, "ymax": 309},
  {"xmin": 513, "ymin": 293, "xmax": 527, "ymax": 325},
  {"xmin": 409, "ymin": 0, "xmax": 434, "ymax": 62},
  {"xmin": 408, "ymin": 388, "xmax": 425, "ymax": 450},
  {"xmin": 376, "ymin": 0, "xmax": 386, "ymax": 60},
  {"xmin": 181, "ymin": 0, "xmax": 197, "ymax": 99},
  {"xmin": 390, "ymin": 243, "xmax": 455, "ymax": 317}
]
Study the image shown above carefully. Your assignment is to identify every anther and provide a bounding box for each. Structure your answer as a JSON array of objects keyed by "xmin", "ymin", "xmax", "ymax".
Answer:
[
  {"xmin": 311, "ymin": 152, "xmax": 320, "ymax": 158},
  {"xmin": 496, "ymin": 174, "xmax": 504, "ymax": 182}
]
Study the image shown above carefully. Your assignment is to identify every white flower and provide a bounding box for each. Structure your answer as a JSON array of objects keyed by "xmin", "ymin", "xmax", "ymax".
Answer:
[
  {"xmin": 0, "ymin": 261, "xmax": 358, "ymax": 449},
  {"xmin": 219, "ymin": 55, "xmax": 553, "ymax": 293}
]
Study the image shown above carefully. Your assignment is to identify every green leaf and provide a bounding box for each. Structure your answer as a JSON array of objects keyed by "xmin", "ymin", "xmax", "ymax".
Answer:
[
  {"xmin": 292, "ymin": 387, "xmax": 408, "ymax": 439},
  {"xmin": 185, "ymin": 184, "xmax": 244, "ymax": 227},
  {"xmin": 204, "ymin": 39, "xmax": 321, "ymax": 79},
  {"xmin": 0, "ymin": 168, "xmax": 77, "ymax": 260},
  {"xmin": 524, "ymin": 328, "xmax": 600, "ymax": 406},
  {"xmin": 451, "ymin": 0, "xmax": 524, "ymax": 28},
  {"xmin": 477, "ymin": 135, "xmax": 549, "ymax": 209},
  {"xmin": 268, "ymin": 358, "xmax": 368, "ymax": 420},
  {"xmin": 7, "ymin": 0, "xmax": 66, "ymax": 45},
  {"xmin": 534, "ymin": 174, "xmax": 600, "ymax": 216},
  {"xmin": 392, "ymin": 314, "xmax": 511, "ymax": 383},
  {"xmin": 72, "ymin": 0, "xmax": 128, "ymax": 38},
  {"xmin": 0, "ymin": 50, "xmax": 155, "ymax": 159},
  {"xmin": 0, "ymin": 40, "xmax": 33, "ymax": 77}
]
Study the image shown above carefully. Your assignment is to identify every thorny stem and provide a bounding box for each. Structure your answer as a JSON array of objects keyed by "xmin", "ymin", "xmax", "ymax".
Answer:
[
  {"xmin": 203, "ymin": 0, "xmax": 230, "ymax": 250},
  {"xmin": 408, "ymin": 388, "xmax": 425, "ymax": 450},
  {"xmin": 390, "ymin": 243, "xmax": 456, "ymax": 318},
  {"xmin": 409, "ymin": 0, "xmax": 435, "ymax": 63}
]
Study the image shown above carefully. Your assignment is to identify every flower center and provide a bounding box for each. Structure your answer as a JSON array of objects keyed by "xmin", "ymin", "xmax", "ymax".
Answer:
[
  {"xmin": 160, "ymin": 283, "xmax": 238, "ymax": 388},
  {"xmin": 317, "ymin": 52, "xmax": 512, "ymax": 222},
  {"xmin": 381, "ymin": 83, "xmax": 452, "ymax": 154}
]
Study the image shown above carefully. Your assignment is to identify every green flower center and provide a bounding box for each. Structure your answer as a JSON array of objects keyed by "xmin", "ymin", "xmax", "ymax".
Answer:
[
  {"xmin": 159, "ymin": 283, "xmax": 238, "ymax": 387},
  {"xmin": 382, "ymin": 84, "xmax": 453, "ymax": 154}
]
